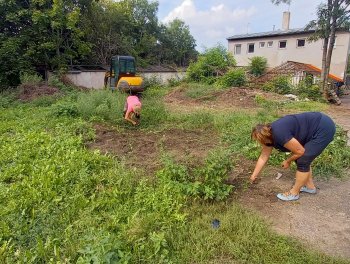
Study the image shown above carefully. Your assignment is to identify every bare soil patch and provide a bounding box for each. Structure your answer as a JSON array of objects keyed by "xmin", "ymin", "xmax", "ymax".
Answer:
[
  {"xmin": 238, "ymin": 169, "xmax": 350, "ymax": 259},
  {"xmin": 87, "ymin": 124, "xmax": 220, "ymax": 174},
  {"xmin": 164, "ymin": 87, "xmax": 285, "ymax": 112},
  {"xmin": 18, "ymin": 84, "xmax": 61, "ymax": 101}
]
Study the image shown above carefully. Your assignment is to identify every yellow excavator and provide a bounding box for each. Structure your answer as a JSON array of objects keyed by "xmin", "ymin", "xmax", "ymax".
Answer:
[{"xmin": 104, "ymin": 55, "xmax": 144, "ymax": 93}]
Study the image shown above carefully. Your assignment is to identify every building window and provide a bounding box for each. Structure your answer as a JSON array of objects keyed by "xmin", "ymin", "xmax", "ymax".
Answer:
[
  {"xmin": 297, "ymin": 39, "xmax": 305, "ymax": 47},
  {"xmin": 279, "ymin": 40, "xmax": 287, "ymax": 49},
  {"xmin": 234, "ymin": 44, "xmax": 241, "ymax": 55},
  {"xmin": 248, "ymin": 43, "xmax": 255, "ymax": 53},
  {"xmin": 259, "ymin": 42, "xmax": 265, "ymax": 48},
  {"xmin": 267, "ymin": 41, "xmax": 273, "ymax": 48}
]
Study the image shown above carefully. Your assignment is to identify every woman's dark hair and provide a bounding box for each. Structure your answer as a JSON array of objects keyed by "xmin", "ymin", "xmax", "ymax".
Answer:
[{"xmin": 251, "ymin": 124, "xmax": 274, "ymax": 146}]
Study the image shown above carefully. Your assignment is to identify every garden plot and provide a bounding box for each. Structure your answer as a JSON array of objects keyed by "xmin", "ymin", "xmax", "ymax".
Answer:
[
  {"xmin": 87, "ymin": 86, "xmax": 350, "ymax": 260},
  {"xmin": 87, "ymin": 124, "xmax": 220, "ymax": 174}
]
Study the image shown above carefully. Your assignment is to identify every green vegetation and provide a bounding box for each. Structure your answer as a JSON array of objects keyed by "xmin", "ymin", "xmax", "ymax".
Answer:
[
  {"xmin": 186, "ymin": 45, "xmax": 236, "ymax": 84},
  {"xmin": 262, "ymin": 75, "xmax": 293, "ymax": 95},
  {"xmin": 248, "ymin": 56, "xmax": 268, "ymax": 76},
  {"xmin": 263, "ymin": 75, "xmax": 325, "ymax": 102},
  {"xmin": 215, "ymin": 68, "xmax": 247, "ymax": 88},
  {"xmin": 0, "ymin": 0, "xmax": 197, "ymax": 87},
  {"xmin": 1, "ymin": 82, "xmax": 349, "ymax": 263}
]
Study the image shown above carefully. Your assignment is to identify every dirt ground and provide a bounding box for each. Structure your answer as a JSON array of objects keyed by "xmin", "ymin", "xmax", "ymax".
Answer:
[
  {"xmin": 87, "ymin": 124, "xmax": 220, "ymax": 174},
  {"xmin": 88, "ymin": 87, "xmax": 350, "ymax": 260},
  {"xmin": 164, "ymin": 87, "xmax": 285, "ymax": 112},
  {"xmin": 18, "ymin": 84, "xmax": 61, "ymax": 101}
]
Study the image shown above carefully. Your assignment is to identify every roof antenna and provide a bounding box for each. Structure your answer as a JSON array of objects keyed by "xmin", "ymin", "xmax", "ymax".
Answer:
[
  {"xmin": 246, "ymin": 22, "xmax": 250, "ymax": 34},
  {"xmin": 273, "ymin": 25, "xmax": 275, "ymax": 31}
]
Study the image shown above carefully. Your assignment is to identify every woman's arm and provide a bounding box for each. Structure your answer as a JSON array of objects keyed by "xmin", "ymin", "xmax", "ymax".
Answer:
[
  {"xmin": 250, "ymin": 145, "xmax": 273, "ymax": 183},
  {"xmin": 124, "ymin": 110, "xmax": 137, "ymax": 125},
  {"xmin": 281, "ymin": 138, "xmax": 305, "ymax": 168}
]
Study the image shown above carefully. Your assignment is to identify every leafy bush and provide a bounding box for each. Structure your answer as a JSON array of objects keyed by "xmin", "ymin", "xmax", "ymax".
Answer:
[
  {"xmin": 0, "ymin": 90, "xmax": 17, "ymax": 108},
  {"xmin": 167, "ymin": 77, "xmax": 182, "ymax": 87},
  {"xmin": 248, "ymin": 56, "xmax": 268, "ymax": 76},
  {"xmin": 157, "ymin": 149, "xmax": 233, "ymax": 201},
  {"xmin": 48, "ymin": 75, "xmax": 73, "ymax": 92},
  {"xmin": 20, "ymin": 72, "xmax": 43, "ymax": 85},
  {"xmin": 215, "ymin": 68, "xmax": 246, "ymax": 87},
  {"xmin": 50, "ymin": 101, "xmax": 79, "ymax": 117},
  {"xmin": 296, "ymin": 76, "xmax": 323, "ymax": 100},
  {"xmin": 143, "ymin": 75, "xmax": 162, "ymax": 89},
  {"xmin": 187, "ymin": 44, "xmax": 236, "ymax": 83},
  {"xmin": 262, "ymin": 75, "xmax": 292, "ymax": 94}
]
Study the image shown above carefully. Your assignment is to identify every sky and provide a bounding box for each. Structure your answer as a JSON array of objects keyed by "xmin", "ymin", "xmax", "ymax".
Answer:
[{"xmin": 157, "ymin": 0, "xmax": 323, "ymax": 51}]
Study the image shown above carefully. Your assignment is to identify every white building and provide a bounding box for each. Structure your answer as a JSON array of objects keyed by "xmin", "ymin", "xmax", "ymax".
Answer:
[{"xmin": 227, "ymin": 12, "xmax": 350, "ymax": 80}]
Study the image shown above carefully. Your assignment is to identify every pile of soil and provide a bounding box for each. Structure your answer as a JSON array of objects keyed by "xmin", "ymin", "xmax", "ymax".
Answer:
[{"xmin": 18, "ymin": 84, "xmax": 60, "ymax": 101}]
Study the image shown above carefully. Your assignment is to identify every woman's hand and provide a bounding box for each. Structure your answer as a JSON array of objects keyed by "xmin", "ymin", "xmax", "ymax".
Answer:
[
  {"xmin": 249, "ymin": 175, "xmax": 257, "ymax": 184},
  {"xmin": 281, "ymin": 160, "xmax": 291, "ymax": 169}
]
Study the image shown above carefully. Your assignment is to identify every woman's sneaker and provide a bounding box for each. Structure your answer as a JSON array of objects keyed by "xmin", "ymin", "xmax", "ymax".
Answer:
[
  {"xmin": 277, "ymin": 193, "xmax": 300, "ymax": 201},
  {"xmin": 300, "ymin": 186, "xmax": 317, "ymax": 194}
]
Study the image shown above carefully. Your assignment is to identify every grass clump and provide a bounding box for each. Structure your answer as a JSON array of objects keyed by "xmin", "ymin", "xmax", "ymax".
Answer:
[{"xmin": 76, "ymin": 90, "xmax": 124, "ymax": 121}]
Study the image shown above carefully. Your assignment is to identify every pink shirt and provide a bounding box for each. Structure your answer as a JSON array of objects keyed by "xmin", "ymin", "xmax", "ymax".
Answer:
[{"xmin": 126, "ymin": 95, "xmax": 141, "ymax": 113}]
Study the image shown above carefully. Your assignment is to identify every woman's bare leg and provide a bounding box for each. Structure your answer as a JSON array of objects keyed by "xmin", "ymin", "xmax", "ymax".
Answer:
[
  {"xmin": 304, "ymin": 166, "xmax": 316, "ymax": 189},
  {"xmin": 289, "ymin": 170, "xmax": 310, "ymax": 195}
]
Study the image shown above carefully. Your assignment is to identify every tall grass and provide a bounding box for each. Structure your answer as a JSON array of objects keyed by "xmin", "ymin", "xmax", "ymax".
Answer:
[{"xmin": 76, "ymin": 90, "xmax": 125, "ymax": 121}]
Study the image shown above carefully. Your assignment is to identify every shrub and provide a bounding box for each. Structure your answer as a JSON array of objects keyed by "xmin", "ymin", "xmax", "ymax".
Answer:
[
  {"xmin": 167, "ymin": 77, "xmax": 182, "ymax": 87},
  {"xmin": 186, "ymin": 44, "xmax": 236, "ymax": 83},
  {"xmin": 248, "ymin": 56, "xmax": 268, "ymax": 76},
  {"xmin": 50, "ymin": 101, "xmax": 79, "ymax": 117},
  {"xmin": 157, "ymin": 149, "xmax": 233, "ymax": 201},
  {"xmin": 215, "ymin": 68, "xmax": 246, "ymax": 87},
  {"xmin": 20, "ymin": 72, "xmax": 43, "ymax": 85},
  {"xmin": 296, "ymin": 76, "xmax": 323, "ymax": 100},
  {"xmin": 143, "ymin": 75, "xmax": 162, "ymax": 89},
  {"xmin": 262, "ymin": 75, "xmax": 292, "ymax": 94},
  {"xmin": 48, "ymin": 75, "xmax": 72, "ymax": 92},
  {"xmin": 0, "ymin": 90, "xmax": 17, "ymax": 108}
]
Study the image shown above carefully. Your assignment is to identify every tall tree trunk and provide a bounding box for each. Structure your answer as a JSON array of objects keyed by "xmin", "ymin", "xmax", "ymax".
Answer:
[
  {"xmin": 326, "ymin": 0, "xmax": 342, "ymax": 104},
  {"xmin": 320, "ymin": 0, "xmax": 333, "ymax": 97},
  {"xmin": 320, "ymin": 37, "xmax": 329, "ymax": 96}
]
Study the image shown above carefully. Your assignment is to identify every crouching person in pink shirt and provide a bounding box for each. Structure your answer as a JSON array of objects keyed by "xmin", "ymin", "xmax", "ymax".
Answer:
[{"xmin": 124, "ymin": 95, "xmax": 142, "ymax": 126}]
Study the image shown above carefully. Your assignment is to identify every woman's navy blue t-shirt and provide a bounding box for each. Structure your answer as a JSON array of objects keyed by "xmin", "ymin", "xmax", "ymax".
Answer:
[{"xmin": 271, "ymin": 112, "xmax": 322, "ymax": 152}]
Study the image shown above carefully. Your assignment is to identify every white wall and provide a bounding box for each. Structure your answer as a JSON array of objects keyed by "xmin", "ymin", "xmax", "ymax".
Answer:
[
  {"xmin": 65, "ymin": 71, "xmax": 106, "ymax": 89},
  {"xmin": 140, "ymin": 71, "xmax": 186, "ymax": 83},
  {"xmin": 49, "ymin": 70, "xmax": 187, "ymax": 89},
  {"xmin": 228, "ymin": 31, "xmax": 350, "ymax": 79}
]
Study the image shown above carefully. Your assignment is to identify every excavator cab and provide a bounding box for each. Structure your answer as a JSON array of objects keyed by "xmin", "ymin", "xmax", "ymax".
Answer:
[{"xmin": 105, "ymin": 55, "xmax": 144, "ymax": 93}]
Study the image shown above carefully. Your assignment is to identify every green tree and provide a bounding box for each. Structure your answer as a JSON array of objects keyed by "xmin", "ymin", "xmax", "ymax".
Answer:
[
  {"xmin": 272, "ymin": 0, "xmax": 350, "ymax": 103},
  {"xmin": 306, "ymin": 0, "xmax": 350, "ymax": 104},
  {"xmin": 163, "ymin": 19, "xmax": 197, "ymax": 66},
  {"xmin": 0, "ymin": 0, "xmax": 33, "ymax": 86},
  {"xmin": 187, "ymin": 45, "xmax": 236, "ymax": 83},
  {"xmin": 0, "ymin": 0, "xmax": 93, "ymax": 87},
  {"xmin": 248, "ymin": 56, "xmax": 268, "ymax": 76},
  {"xmin": 30, "ymin": 0, "xmax": 92, "ymax": 69},
  {"xmin": 82, "ymin": 0, "xmax": 132, "ymax": 65}
]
